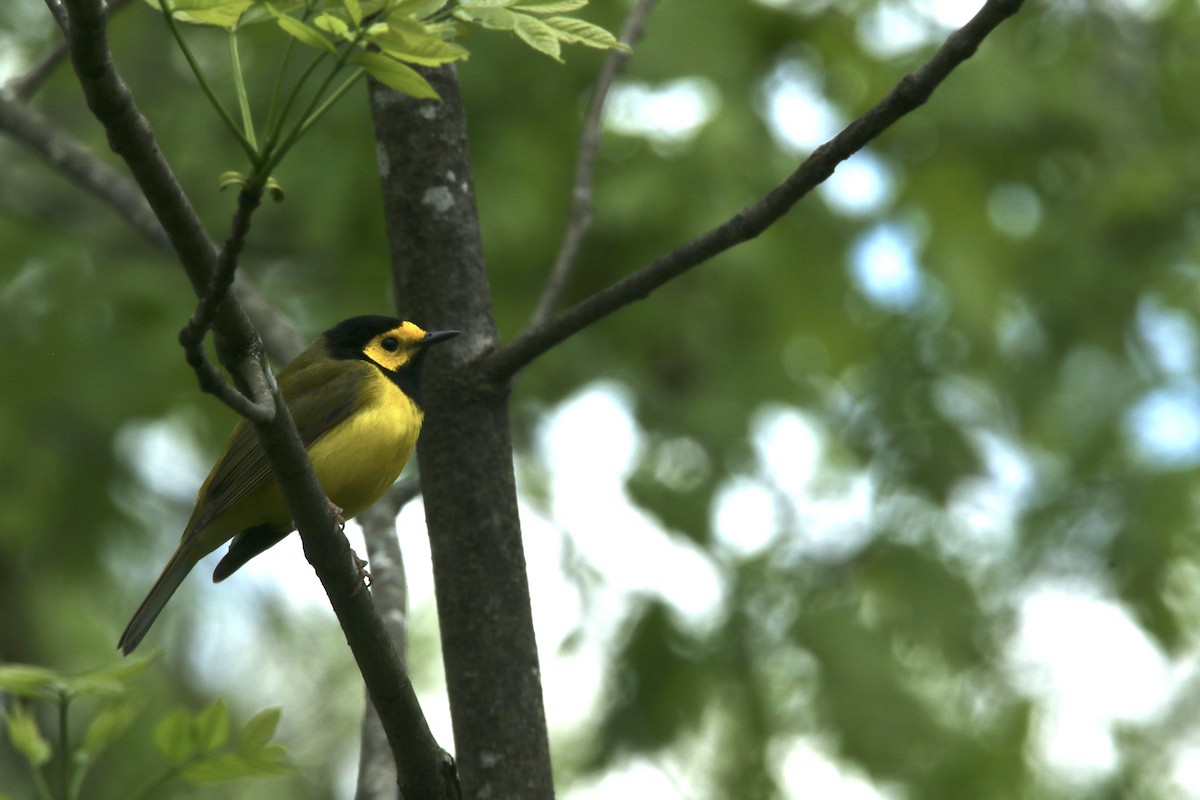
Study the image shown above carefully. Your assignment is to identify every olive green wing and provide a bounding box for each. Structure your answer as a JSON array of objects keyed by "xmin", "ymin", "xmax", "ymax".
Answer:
[{"xmin": 188, "ymin": 352, "xmax": 371, "ymax": 533}]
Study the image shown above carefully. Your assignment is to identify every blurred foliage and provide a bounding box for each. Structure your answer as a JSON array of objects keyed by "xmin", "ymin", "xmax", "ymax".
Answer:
[
  {"xmin": 5, "ymin": 0, "xmax": 1200, "ymax": 797},
  {"xmin": 0, "ymin": 655, "xmax": 289, "ymax": 799}
]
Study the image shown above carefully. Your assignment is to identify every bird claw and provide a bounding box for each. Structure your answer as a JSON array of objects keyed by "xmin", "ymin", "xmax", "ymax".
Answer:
[
  {"xmin": 352, "ymin": 549, "xmax": 372, "ymax": 587},
  {"xmin": 289, "ymin": 501, "xmax": 346, "ymax": 533},
  {"xmin": 328, "ymin": 500, "xmax": 346, "ymax": 532}
]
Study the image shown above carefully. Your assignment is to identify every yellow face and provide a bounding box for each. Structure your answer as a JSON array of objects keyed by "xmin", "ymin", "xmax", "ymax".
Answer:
[{"xmin": 360, "ymin": 321, "xmax": 430, "ymax": 371}]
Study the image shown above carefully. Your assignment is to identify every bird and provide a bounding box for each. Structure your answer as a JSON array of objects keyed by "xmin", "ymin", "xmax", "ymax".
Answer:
[{"xmin": 118, "ymin": 315, "xmax": 459, "ymax": 654}]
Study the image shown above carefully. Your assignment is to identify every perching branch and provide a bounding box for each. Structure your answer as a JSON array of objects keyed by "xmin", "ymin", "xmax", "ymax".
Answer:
[
  {"xmin": 486, "ymin": 0, "xmax": 1026, "ymax": 382},
  {"xmin": 14, "ymin": 0, "xmax": 134, "ymax": 99},
  {"xmin": 42, "ymin": 0, "xmax": 69, "ymax": 35},
  {"xmin": 527, "ymin": 0, "xmax": 659, "ymax": 328},
  {"xmin": 58, "ymin": 1, "xmax": 451, "ymax": 796}
]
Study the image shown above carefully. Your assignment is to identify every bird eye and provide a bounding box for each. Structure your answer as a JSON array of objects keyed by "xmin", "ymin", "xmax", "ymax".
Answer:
[{"xmin": 380, "ymin": 337, "xmax": 400, "ymax": 352}]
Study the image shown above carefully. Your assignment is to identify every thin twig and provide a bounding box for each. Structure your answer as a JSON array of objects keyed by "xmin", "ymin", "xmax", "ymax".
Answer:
[
  {"xmin": 179, "ymin": 188, "xmax": 260, "ymax": 354},
  {"xmin": 179, "ymin": 188, "xmax": 276, "ymax": 422},
  {"xmin": 233, "ymin": 278, "xmax": 308, "ymax": 361},
  {"xmin": 13, "ymin": 0, "xmax": 134, "ymax": 99},
  {"xmin": 484, "ymin": 0, "xmax": 1026, "ymax": 382},
  {"xmin": 527, "ymin": 0, "xmax": 659, "ymax": 328}
]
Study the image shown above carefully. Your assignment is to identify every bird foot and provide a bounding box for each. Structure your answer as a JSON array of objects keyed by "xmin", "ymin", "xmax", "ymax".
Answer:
[
  {"xmin": 328, "ymin": 500, "xmax": 345, "ymax": 531},
  {"xmin": 352, "ymin": 549, "xmax": 373, "ymax": 587},
  {"xmin": 289, "ymin": 501, "xmax": 346, "ymax": 533}
]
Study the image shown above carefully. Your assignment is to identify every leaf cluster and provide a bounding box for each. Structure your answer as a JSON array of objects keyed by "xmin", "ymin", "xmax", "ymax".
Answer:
[
  {"xmin": 452, "ymin": 0, "xmax": 628, "ymax": 62},
  {"xmin": 0, "ymin": 657, "xmax": 290, "ymax": 800},
  {"xmin": 142, "ymin": 0, "xmax": 623, "ymax": 191},
  {"xmin": 150, "ymin": 701, "xmax": 289, "ymax": 785}
]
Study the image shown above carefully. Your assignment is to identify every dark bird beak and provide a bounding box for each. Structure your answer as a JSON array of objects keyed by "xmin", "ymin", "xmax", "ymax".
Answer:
[{"xmin": 419, "ymin": 329, "xmax": 461, "ymax": 347}]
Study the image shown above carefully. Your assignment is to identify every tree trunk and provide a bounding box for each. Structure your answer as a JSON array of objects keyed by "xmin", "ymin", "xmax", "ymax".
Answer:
[{"xmin": 369, "ymin": 67, "xmax": 556, "ymax": 800}]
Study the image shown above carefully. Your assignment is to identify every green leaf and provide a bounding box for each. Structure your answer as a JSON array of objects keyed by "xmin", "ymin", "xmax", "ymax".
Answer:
[
  {"xmin": 369, "ymin": 25, "xmax": 470, "ymax": 66},
  {"xmin": 543, "ymin": 15, "xmax": 626, "ymax": 50},
  {"xmin": 350, "ymin": 52, "xmax": 440, "ymax": 99},
  {"xmin": 237, "ymin": 0, "xmax": 304, "ymax": 26},
  {"xmin": 83, "ymin": 698, "xmax": 142, "ymax": 756},
  {"xmin": 75, "ymin": 651, "xmax": 160, "ymax": 687},
  {"xmin": 456, "ymin": 0, "xmax": 518, "ymax": 7},
  {"xmin": 218, "ymin": 171, "xmax": 249, "ymax": 191},
  {"xmin": 195, "ymin": 700, "xmax": 231, "ymax": 753},
  {"xmin": 269, "ymin": 5, "xmax": 338, "ymax": 54},
  {"xmin": 265, "ymin": 178, "xmax": 286, "ymax": 203},
  {"xmin": 57, "ymin": 676, "xmax": 124, "ymax": 701},
  {"xmin": 314, "ymin": 12, "xmax": 351, "ymax": 38},
  {"xmin": 258, "ymin": 742, "xmax": 287, "ymax": 760},
  {"xmin": 237, "ymin": 707, "xmax": 282, "ymax": 754},
  {"xmin": 453, "ymin": 5, "xmax": 518, "ymax": 29},
  {"xmin": 513, "ymin": 0, "xmax": 587, "ymax": 13},
  {"xmin": 513, "ymin": 13, "xmax": 561, "ymax": 60},
  {"xmin": 153, "ymin": 708, "xmax": 197, "ymax": 763},
  {"xmin": 182, "ymin": 752, "xmax": 292, "ymax": 783},
  {"xmin": 343, "ymin": 0, "xmax": 362, "ymax": 24},
  {"xmin": 0, "ymin": 655, "xmax": 156, "ymax": 705},
  {"xmin": 143, "ymin": 0, "xmax": 255, "ymax": 30},
  {"xmin": 0, "ymin": 664, "xmax": 59, "ymax": 701},
  {"xmin": 2, "ymin": 705, "xmax": 51, "ymax": 767},
  {"xmin": 422, "ymin": 19, "xmax": 459, "ymax": 38},
  {"xmin": 388, "ymin": 0, "xmax": 449, "ymax": 18}
]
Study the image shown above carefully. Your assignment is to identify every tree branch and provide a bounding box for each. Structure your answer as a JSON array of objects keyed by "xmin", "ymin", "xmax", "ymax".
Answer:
[
  {"xmin": 0, "ymin": 89, "xmax": 168, "ymax": 248},
  {"xmin": 178, "ymin": 187, "xmax": 275, "ymax": 422},
  {"xmin": 59, "ymin": 2, "xmax": 450, "ymax": 796},
  {"xmin": 42, "ymin": 0, "xmax": 69, "ymax": 34},
  {"xmin": 13, "ymin": 0, "xmax": 134, "ymax": 99},
  {"xmin": 355, "ymin": 479, "xmax": 419, "ymax": 800},
  {"xmin": 527, "ymin": 0, "xmax": 659, "ymax": 328},
  {"xmin": 486, "ymin": 0, "xmax": 1026, "ymax": 382}
]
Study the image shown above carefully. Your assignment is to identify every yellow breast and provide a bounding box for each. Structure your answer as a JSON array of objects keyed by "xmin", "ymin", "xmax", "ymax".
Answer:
[{"xmin": 306, "ymin": 370, "xmax": 424, "ymax": 519}]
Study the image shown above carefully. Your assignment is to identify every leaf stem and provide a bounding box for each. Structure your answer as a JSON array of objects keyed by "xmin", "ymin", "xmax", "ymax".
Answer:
[
  {"xmin": 57, "ymin": 692, "xmax": 69, "ymax": 800},
  {"xmin": 155, "ymin": 0, "xmax": 259, "ymax": 162},
  {"xmin": 228, "ymin": 32, "xmax": 258, "ymax": 152},
  {"xmin": 257, "ymin": 40, "xmax": 365, "ymax": 182},
  {"xmin": 128, "ymin": 765, "xmax": 183, "ymax": 800},
  {"xmin": 295, "ymin": 67, "xmax": 364, "ymax": 140},
  {"xmin": 264, "ymin": 35, "xmax": 299, "ymax": 139},
  {"xmin": 259, "ymin": 50, "xmax": 327, "ymax": 164},
  {"xmin": 67, "ymin": 753, "xmax": 89, "ymax": 800},
  {"xmin": 30, "ymin": 761, "xmax": 54, "ymax": 800},
  {"xmin": 425, "ymin": 1, "xmax": 463, "ymax": 24}
]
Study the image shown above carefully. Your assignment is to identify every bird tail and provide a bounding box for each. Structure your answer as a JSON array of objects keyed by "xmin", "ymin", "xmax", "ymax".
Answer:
[{"xmin": 117, "ymin": 544, "xmax": 197, "ymax": 655}]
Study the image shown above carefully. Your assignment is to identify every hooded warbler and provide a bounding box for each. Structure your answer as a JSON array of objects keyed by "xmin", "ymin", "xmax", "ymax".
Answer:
[{"xmin": 118, "ymin": 315, "xmax": 459, "ymax": 654}]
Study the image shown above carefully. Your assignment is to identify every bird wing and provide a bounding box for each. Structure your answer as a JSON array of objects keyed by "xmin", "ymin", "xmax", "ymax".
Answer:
[{"xmin": 188, "ymin": 354, "xmax": 371, "ymax": 533}]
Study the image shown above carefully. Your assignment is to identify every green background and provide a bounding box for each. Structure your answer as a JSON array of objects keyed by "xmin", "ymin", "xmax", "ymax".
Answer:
[{"xmin": 4, "ymin": 0, "xmax": 1200, "ymax": 797}]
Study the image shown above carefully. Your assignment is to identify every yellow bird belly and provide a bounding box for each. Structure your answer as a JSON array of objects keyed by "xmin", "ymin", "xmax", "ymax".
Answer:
[
  {"xmin": 306, "ymin": 372, "xmax": 423, "ymax": 519},
  {"xmin": 185, "ymin": 367, "xmax": 422, "ymax": 565}
]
